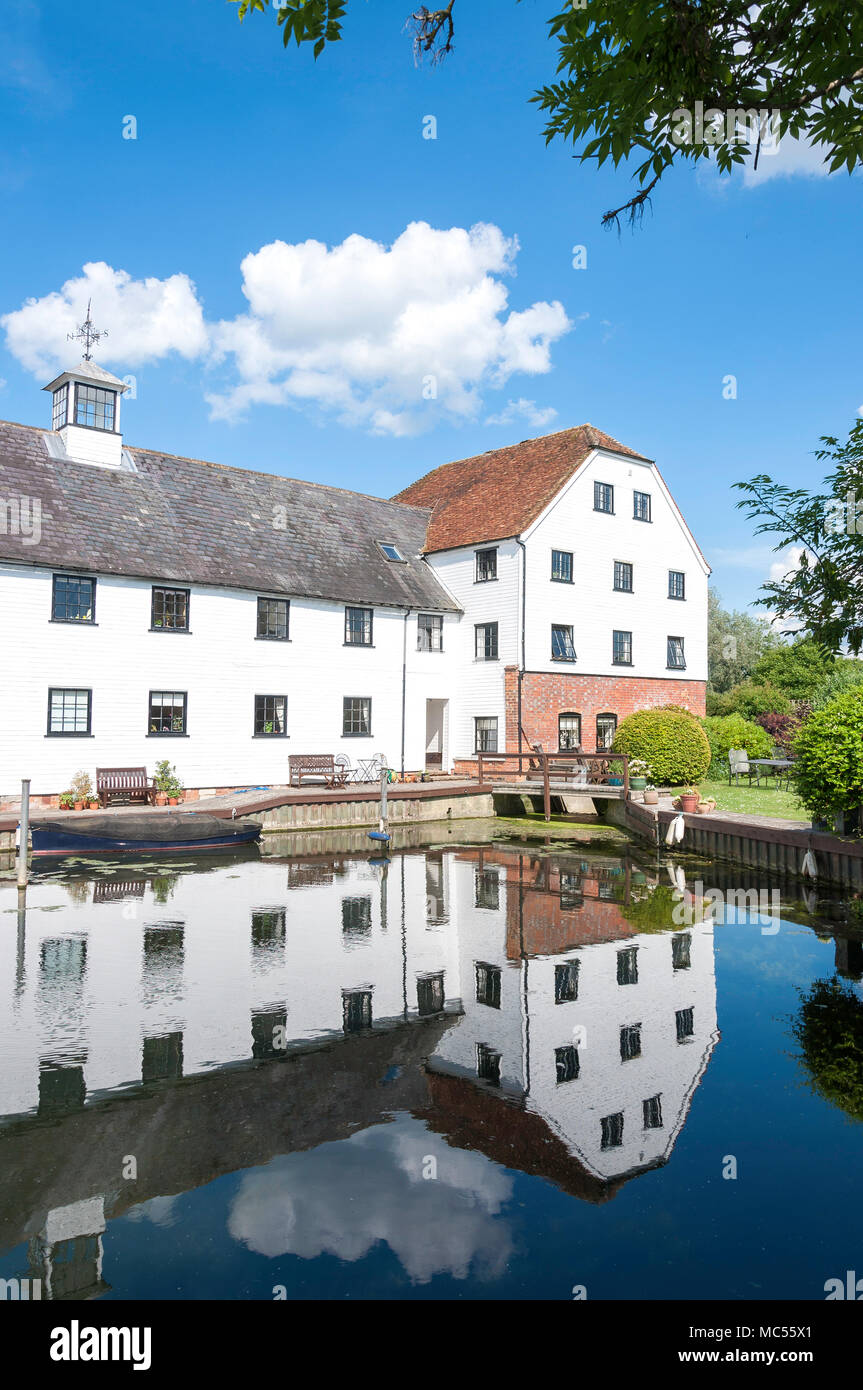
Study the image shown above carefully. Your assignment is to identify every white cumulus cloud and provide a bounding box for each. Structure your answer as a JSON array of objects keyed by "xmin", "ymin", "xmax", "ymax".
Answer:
[
  {"xmin": 1, "ymin": 261, "xmax": 208, "ymax": 377},
  {"xmin": 2, "ymin": 224, "xmax": 572, "ymax": 436},
  {"xmin": 206, "ymin": 222, "xmax": 571, "ymax": 433},
  {"xmin": 485, "ymin": 398, "xmax": 558, "ymax": 428}
]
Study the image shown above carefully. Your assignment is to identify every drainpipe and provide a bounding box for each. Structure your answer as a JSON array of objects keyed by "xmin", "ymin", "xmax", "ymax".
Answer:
[
  {"xmin": 515, "ymin": 538, "xmax": 527, "ymax": 756},
  {"xmin": 401, "ymin": 608, "xmax": 410, "ymax": 777}
]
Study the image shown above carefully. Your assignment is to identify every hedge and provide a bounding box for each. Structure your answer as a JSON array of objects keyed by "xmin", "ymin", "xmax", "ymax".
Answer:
[
  {"xmin": 612, "ymin": 708, "xmax": 711, "ymax": 785},
  {"xmin": 702, "ymin": 714, "xmax": 773, "ymax": 776},
  {"xmin": 793, "ymin": 687, "xmax": 863, "ymax": 823}
]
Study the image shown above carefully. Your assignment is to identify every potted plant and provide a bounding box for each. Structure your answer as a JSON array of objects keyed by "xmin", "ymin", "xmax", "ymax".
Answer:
[
  {"xmin": 88, "ymin": 795, "xmax": 100, "ymax": 810},
  {"xmin": 680, "ymin": 786, "xmax": 700, "ymax": 814},
  {"xmin": 154, "ymin": 759, "xmax": 179, "ymax": 807},
  {"xmin": 58, "ymin": 791, "xmax": 75, "ymax": 810},
  {"xmin": 167, "ymin": 775, "xmax": 184, "ymax": 806},
  {"xmin": 628, "ymin": 759, "xmax": 650, "ymax": 791},
  {"xmin": 643, "ymin": 785, "xmax": 659, "ymax": 806},
  {"xmin": 69, "ymin": 770, "xmax": 93, "ymax": 811}
]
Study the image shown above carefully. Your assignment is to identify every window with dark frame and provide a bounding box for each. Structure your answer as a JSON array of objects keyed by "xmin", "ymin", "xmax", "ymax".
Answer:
[
  {"xmin": 620, "ymin": 1023, "xmax": 642, "ymax": 1061},
  {"xmin": 596, "ymin": 713, "xmax": 617, "ymax": 750},
  {"xmin": 613, "ymin": 629, "xmax": 632, "ymax": 665},
  {"xmin": 643, "ymin": 1095, "xmax": 664, "ymax": 1129},
  {"xmin": 551, "ymin": 624, "xmax": 576, "ymax": 661},
  {"xmin": 558, "ymin": 712, "xmax": 582, "ymax": 750},
  {"xmin": 555, "ymin": 960, "xmax": 579, "ymax": 1003},
  {"xmin": 475, "ymin": 547, "xmax": 498, "ymax": 582},
  {"xmin": 601, "ymin": 1112, "xmax": 624, "ymax": 1149},
  {"xmin": 613, "ymin": 561, "xmax": 633, "ymax": 593},
  {"xmin": 474, "ymin": 716, "xmax": 498, "ymax": 753},
  {"xmin": 417, "ymin": 613, "xmax": 443, "ymax": 652},
  {"xmin": 676, "ymin": 1006, "xmax": 695, "ymax": 1042},
  {"xmin": 475, "ymin": 962, "xmax": 501, "ymax": 1008},
  {"xmin": 345, "ymin": 606, "xmax": 373, "ymax": 646},
  {"xmin": 633, "ymin": 490, "xmax": 652, "ymax": 522},
  {"xmin": 617, "ymin": 946, "xmax": 639, "ymax": 986},
  {"xmin": 668, "ymin": 570, "xmax": 686, "ymax": 600},
  {"xmin": 594, "ymin": 481, "xmax": 614, "ymax": 513},
  {"xmin": 149, "ymin": 690, "xmax": 187, "ymax": 736},
  {"xmin": 151, "ymin": 587, "xmax": 189, "ymax": 631},
  {"xmin": 475, "ymin": 869, "xmax": 500, "ymax": 911},
  {"xmin": 555, "ymin": 1044, "xmax": 580, "ymax": 1084},
  {"xmin": 476, "ymin": 1043, "xmax": 501, "ymax": 1085},
  {"xmin": 667, "ymin": 636, "xmax": 686, "ymax": 669},
  {"xmin": 52, "ymin": 574, "xmax": 95, "ymax": 623},
  {"xmin": 475, "ymin": 622, "xmax": 499, "ymax": 660},
  {"xmin": 52, "ymin": 384, "xmax": 69, "ymax": 430},
  {"xmin": 417, "ymin": 974, "xmax": 445, "ymax": 1016},
  {"xmin": 378, "ymin": 542, "xmax": 405, "ymax": 562},
  {"xmin": 74, "ymin": 383, "xmax": 116, "ymax": 431},
  {"xmin": 47, "ymin": 688, "xmax": 91, "ymax": 736},
  {"xmin": 551, "ymin": 549, "xmax": 573, "ymax": 583},
  {"xmin": 343, "ymin": 697, "xmax": 372, "ymax": 736},
  {"xmin": 254, "ymin": 694, "xmax": 287, "ymax": 736},
  {"xmin": 672, "ymin": 933, "xmax": 692, "ymax": 971},
  {"xmin": 560, "ymin": 873, "xmax": 584, "ymax": 910},
  {"xmin": 256, "ymin": 597, "xmax": 289, "ymax": 640},
  {"xmin": 343, "ymin": 990, "xmax": 372, "ymax": 1033}
]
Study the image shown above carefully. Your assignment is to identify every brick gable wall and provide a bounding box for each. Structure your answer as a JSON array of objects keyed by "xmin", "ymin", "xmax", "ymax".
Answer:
[{"xmin": 505, "ymin": 666, "xmax": 707, "ymax": 751}]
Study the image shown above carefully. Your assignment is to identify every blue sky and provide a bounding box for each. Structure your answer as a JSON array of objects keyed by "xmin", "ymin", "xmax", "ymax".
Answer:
[{"xmin": 0, "ymin": 0, "xmax": 859, "ymax": 611}]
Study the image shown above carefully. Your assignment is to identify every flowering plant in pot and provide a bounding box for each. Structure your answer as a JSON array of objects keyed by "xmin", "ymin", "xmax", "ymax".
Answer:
[
  {"xmin": 680, "ymin": 786, "xmax": 700, "ymax": 813},
  {"xmin": 154, "ymin": 759, "xmax": 181, "ymax": 807},
  {"xmin": 642, "ymin": 785, "xmax": 659, "ymax": 806},
  {"xmin": 69, "ymin": 770, "xmax": 93, "ymax": 811},
  {"xmin": 58, "ymin": 791, "xmax": 75, "ymax": 810}
]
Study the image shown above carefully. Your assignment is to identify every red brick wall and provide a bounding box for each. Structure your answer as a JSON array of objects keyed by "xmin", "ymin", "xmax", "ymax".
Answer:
[{"xmin": 506, "ymin": 667, "xmax": 706, "ymax": 752}]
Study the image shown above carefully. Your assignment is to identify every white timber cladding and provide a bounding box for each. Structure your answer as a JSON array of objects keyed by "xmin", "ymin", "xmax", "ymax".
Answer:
[
  {"xmin": 424, "ymin": 539, "xmax": 521, "ymax": 757},
  {"xmin": 522, "ymin": 449, "xmax": 709, "ymax": 679},
  {"xmin": 0, "ymin": 562, "xmax": 459, "ymax": 796}
]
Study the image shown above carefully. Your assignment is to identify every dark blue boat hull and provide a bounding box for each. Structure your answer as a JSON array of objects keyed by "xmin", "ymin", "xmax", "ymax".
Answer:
[{"xmin": 30, "ymin": 814, "xmax": 261, "ymax": 858}]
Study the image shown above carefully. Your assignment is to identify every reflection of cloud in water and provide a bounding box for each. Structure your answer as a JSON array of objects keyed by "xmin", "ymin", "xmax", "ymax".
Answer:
[
  {"xmin": 126, "ymin": 1195, "xmax": 181, "ymax": 1228},
  {"xmin": 228, "ymin": 1115, "xmax": 514, "ymax": 1283}
]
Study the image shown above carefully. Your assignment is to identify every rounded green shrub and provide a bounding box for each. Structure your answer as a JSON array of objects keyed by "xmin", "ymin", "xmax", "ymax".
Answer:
[
  {"xmin": 612, "ymin": 708, "xmax": 710, "ymax": 785},
  {"xmin": 728, "ymin": 681, "xmax": 792, "ymax": 719},
  {"xmin": 702, "ymin": 714, "xmax": 773, "ymax": 776},
  {"xmin": 793, "ymin": 688, "xmax": 863, "ymax": 824},
  {"xmin": 810, "ymin": 661, "xmax": 863, "ymax": 711}
]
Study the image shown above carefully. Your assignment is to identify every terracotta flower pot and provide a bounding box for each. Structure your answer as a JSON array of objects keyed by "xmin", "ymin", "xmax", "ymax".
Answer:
[
  {"xmin": 74, "ymin": 801, "xmax": 84, "ymax": 811},
  {"xmin": 168, "ymin": 797, "xmax": 179, "ymax": 805},
  {"xmin": 89, "ymin": 801, "xmax": 100, "ymax": 810},
  {"xmin": 155, "ymin": 793, "xmax": 168, "ymax": 807},
  {"xmin": 680, "ymin": 794, "xmax": 699, "ymax": 814},
  {"xmin": 643, "ymin": 789, "xmax": 659, "ymax": 806}
]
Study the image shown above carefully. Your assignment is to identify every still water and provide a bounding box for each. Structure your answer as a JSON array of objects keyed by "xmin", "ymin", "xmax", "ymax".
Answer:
[{"xmin": 1, "ymin": 820, "xmax": 861, "ymax": 1301}]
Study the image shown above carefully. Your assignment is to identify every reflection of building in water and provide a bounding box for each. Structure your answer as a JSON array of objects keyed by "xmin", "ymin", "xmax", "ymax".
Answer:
[
  {"xmin": 424, "ymin": 849, "xmax": 719, "ymax": 1190},
  {"xmin": 0, "ymin": 844, "xmax": 719, "ymax": 1288}
]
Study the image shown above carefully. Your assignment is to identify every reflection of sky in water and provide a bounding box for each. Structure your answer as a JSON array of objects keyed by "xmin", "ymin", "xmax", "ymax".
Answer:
[{"xmin": 228, "ymin": 1116, "xmax": 513, "ymax": 1283}]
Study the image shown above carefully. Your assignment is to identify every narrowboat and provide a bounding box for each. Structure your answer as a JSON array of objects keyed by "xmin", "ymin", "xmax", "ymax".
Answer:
[{"xmin": 29, "ymin": 812, "xmax": 262, "ymax": 858}]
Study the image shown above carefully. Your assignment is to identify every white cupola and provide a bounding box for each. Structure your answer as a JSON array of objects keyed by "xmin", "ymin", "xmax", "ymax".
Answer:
[
  {"xmin": 41, "ymin": 305, "xmax": 130, "ymax": 469},
  {"xmin": 43, "ymin": 359, "xmax": 129, "ymax": 469}
]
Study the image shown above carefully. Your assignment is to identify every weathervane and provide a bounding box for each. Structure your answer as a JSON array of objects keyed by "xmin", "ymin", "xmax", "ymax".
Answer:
[{"xmin": 68, "ymin": 299, "xmax": 107, "ymax": 361}]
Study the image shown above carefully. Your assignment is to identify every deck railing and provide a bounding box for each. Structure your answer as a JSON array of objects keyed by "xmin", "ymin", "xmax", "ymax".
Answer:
[{"xmin": 476, "ymin": 751, "xmax": 630, "ymax": 821}]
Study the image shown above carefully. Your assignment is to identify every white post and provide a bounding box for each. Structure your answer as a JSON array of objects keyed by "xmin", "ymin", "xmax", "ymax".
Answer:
[
  {"xmin": 17, "ymin": 778, "xmax": 30, "ymax": 892},
  {"xmin": 379, "ymin": 765, "xmax": 388, "ymax": 834}
]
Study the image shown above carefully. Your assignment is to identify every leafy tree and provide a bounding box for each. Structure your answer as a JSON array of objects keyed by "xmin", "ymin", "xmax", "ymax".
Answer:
[
  {"xmin": 811, "ymin": 660, "xmax": 863, "ymax": 710},
  {"xmin": 735, "ymin": 420, "xmax": 863, "ymax": 655},
  {"xmin": 791, "ymin": 977, "xmax": 863, "ymax": 1122},
  {"xmin": 708, "ymin": 587, "xmax": 779, "ymax": 693},
  {"xmin": 234, "ymin": 2, "xmax": 863, "ymax": 226},
  {"xmin": 726, "ymin": 680, "xmax": 792, "ymax": 719},
  {"xmin": 793, "ymin": 687, "xmax": 863, "ymax": 826},
  {"xmin": 752, "ymin": 638, "xmax": 835, "ymax": 701}
]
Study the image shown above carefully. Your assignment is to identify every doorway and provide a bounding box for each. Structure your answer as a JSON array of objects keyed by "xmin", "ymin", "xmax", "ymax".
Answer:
[{"xmin": 425, "ymin": 699, "xmax": 447, "ymax": 770}]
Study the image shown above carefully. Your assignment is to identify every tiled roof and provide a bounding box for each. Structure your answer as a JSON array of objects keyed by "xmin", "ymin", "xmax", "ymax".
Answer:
[
  {"xmin": 0, "ymin": 420, "xmax": 460, "ymax": 612},
  {"xmin": 393, "ymin": 424, "xmax": 652, "ymax": 553}
]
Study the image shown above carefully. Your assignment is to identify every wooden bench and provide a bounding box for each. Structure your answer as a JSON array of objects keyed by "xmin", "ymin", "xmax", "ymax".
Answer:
[
  {"xmin": 288, "ymin": 754, "xmax": 347, "ymax": 788},
  {"xmin": 96, "ymin": 767, "xmax": 155, "ymax": 808}
]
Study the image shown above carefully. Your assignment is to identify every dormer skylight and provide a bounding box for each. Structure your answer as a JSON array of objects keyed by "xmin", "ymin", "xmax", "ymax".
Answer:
[
  {"xmin": 378, "ymin": 542, "xmax": 406, "ymax": 562},
  {"xmin": 74, "ymin": 382, "xmax": 116, "ymax": 432}
]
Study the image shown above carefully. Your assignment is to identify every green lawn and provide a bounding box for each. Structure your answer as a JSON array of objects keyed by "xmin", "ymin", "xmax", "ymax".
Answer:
[{"xmin": 668, "ymin": 777, "xmax": 809, "ymax": 821}]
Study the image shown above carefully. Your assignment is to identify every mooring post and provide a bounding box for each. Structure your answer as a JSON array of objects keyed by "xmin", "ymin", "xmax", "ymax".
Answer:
[
  {"xmin": 542, "ymin": 752, "xmax": 551, "ymax": 822},
  {"xmin": 379, "ymin": 765, "xmax": 388, "ymax": 834},
  {"xmin": 17, "ymin": 778, "xmax": 30, "ymax": 894}
]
